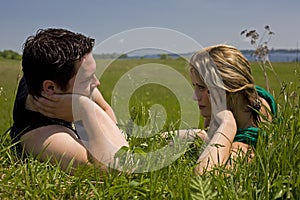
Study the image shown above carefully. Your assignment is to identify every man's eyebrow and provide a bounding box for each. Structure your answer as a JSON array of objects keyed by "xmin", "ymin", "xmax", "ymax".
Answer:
[
  {"xmin": 80, "ymin": 73, "xmax": 94, "ymax": 82},
  {"xmin": 88, "ymin": 73, "xmax": 96, "ymax": 79}
]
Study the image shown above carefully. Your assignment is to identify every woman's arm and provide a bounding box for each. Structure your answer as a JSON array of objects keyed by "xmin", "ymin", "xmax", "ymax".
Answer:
[{"xmin": 194, "ymin": 110, "xmax": 237, "ymax": 175}]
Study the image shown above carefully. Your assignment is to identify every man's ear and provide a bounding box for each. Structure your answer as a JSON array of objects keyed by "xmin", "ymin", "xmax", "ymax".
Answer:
[{"xmin": 43, "ymin": 80, "xmax": 56, "ymax": 95}]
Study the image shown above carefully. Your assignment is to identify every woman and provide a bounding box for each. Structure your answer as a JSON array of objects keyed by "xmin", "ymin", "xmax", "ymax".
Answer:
[{"xmin": 189, "ymin": 44, "xmax": 276, "ymax": 174}]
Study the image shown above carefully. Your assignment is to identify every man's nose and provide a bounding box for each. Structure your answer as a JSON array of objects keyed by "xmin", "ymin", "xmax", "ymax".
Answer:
[{"xmin": 93, "ymin": 75, "xmax": 100, "ymax": 87}]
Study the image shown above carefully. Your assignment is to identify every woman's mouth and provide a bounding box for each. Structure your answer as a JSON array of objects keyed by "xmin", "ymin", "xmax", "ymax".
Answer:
[{"xmin": 198, "ymin": 105, "xmax": 205, "ymax": 110}]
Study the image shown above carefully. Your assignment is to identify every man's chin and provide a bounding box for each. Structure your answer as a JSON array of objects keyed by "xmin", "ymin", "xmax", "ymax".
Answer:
[
  {"xmin": 72, "ymin": 92, "xmax": 92, "ymax": 99},
  {"xmin": 72, "ymin": 89, "xmax": 94, "ymax": 100},
  {"xmin": 89, "ymin": 88, "xmax": 97, "ymax": 100}
]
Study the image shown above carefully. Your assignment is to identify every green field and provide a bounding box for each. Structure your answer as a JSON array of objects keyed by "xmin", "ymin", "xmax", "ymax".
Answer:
[
  {"xmin": 0, "ymin": 58, "xmax": 299, "ymax": 199},
  {"xmin": 0, "ymin": 59, "xmax": 21, "ymax": 137}
]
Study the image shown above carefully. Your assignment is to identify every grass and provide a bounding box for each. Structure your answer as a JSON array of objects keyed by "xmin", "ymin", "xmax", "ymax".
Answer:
[
  {"xmin": 0, "ymin": 58, "xmax": 299, "ymax": 199},
  {"xmin": 0, "ymin": 58, "xmax": 21, "ymax": 145}
]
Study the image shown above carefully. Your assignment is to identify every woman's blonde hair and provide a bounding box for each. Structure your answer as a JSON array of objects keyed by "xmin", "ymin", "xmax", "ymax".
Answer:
[{"xmin": 190, "ymin": 44, "xmax": 261, "ymax": 123}]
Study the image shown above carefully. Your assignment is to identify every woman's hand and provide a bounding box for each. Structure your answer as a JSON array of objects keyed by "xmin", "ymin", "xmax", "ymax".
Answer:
[
  {"xmin": 214, "ymin": 110, "xmax": 237, "ymax": 135},
  {"xmin": 161, "ymin": 129, "xmax": 209, "ymax": 143}
]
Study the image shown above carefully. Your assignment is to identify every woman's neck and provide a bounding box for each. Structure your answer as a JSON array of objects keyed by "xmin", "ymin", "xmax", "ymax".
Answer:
[
  {"xmin": 233, "ymin": 96, "xmax": 256, "ymax": 129},
  {"xmin": 233, "ymin": 100, "xmax": 256, "ymax": 129}
]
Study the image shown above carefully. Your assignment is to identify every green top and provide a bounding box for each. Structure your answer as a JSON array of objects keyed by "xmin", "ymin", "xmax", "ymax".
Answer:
[
  {"xmin": 255, "ymin": 85, "xmax": 277, "ymax": 115},
  {"xmin": 233, "ymin": 85, "xmax": 276, "ymax": 147}
]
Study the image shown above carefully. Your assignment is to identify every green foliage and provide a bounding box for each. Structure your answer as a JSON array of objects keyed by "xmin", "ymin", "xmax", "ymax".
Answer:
[
  {"xmin": 0, "ymin": 59, "xmax": 21, "ymax": 138},
  {"xmin": 0, "ymin": 58, "xmax": 299, "ymax": 199},
  {"xmin": 119, "ymin": 53, "xmax": 128, "ymax": 59},
  {"xmin": 160, "ymin": 54, "xmax": 169, "ymax": 60},
  {"xmin": 190, "ymin": 176, "xmax": 217, "ymax": 199},
  {"xmin": 0, "ymin": 50, "xmax": 21, "ymax": 60}
]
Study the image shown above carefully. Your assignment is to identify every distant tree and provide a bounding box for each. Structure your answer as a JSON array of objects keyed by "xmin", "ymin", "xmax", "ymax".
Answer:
[
  {"xmin": 119, "ymin": 53, "xmax": 128, "ymax": 59},
  {"xmin": 93, "ymin": 53, "xmax": 121, "ymax": 59},
  {"xmin": 160, "ymin": 53, "xmax": 168, "ymax": 60},
  {"xmin": 0, "ymin": 50, "xmax": 21, "ymax": 60}
]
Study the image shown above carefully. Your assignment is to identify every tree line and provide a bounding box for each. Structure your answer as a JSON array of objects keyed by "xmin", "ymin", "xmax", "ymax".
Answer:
[{"xmin": 0, "ymin": 50, "xmax": 22, "ymax": 60}]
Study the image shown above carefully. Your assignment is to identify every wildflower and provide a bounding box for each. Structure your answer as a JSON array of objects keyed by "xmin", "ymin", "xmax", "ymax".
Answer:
[{"xmin": 240, "ymin": 25, "xmax": 278, "ymax": 92}]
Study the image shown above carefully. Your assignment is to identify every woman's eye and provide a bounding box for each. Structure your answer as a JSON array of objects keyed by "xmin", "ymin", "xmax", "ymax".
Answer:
[{"xmin": 193, "ymin": 83, "xmax": 206, "ymax": 89}]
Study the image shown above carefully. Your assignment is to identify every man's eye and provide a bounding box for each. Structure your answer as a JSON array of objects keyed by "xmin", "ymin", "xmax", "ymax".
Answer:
[{"xmin": 82, "ymin": 78, "xmax": 91, "ymax": 83}]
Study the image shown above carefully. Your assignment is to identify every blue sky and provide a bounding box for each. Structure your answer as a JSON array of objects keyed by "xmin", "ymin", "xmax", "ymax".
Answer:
[{"xmin": 1, "ymin": 0, "xmax": 299, "ymax": 54}]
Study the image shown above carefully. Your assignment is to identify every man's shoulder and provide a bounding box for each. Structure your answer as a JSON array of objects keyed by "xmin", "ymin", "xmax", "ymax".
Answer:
[{"xmin": 22, "ymin": 124, "xmax": 79, "ymax": 140}]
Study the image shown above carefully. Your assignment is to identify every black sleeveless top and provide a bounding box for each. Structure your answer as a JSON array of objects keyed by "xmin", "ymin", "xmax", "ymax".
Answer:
[{"xmin": 10, "ymin": 77, "xmax": 77, "ymax": 153}]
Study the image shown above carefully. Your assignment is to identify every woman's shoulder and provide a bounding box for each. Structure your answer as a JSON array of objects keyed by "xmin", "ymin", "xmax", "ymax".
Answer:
[
  {"xmin": 259, "ymin": 96, "xmax": 273, "ymax": 121},
  {"xmin": 255, "ymin": 85, "xmax": 277, "ymax": 115}
]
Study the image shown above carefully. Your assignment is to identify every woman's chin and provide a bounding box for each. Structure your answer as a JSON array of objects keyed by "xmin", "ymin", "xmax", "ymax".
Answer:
[{"xmin": 200, "ymin": 111, "xmax": 210, "ymax": 118}]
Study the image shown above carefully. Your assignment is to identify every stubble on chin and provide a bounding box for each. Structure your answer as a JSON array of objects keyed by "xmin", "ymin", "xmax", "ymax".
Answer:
[{"xmin": 89, "ymin": 88, "xmax": 97, "ymax": 101}]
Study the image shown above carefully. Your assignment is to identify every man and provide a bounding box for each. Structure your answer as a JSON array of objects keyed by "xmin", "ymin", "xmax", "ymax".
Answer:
[{"xmin": 10, "ymin": 28, "xmax": 128, "ymax": 173}]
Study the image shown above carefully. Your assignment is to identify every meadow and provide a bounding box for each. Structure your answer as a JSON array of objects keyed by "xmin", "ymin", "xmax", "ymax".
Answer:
[{"xmin": 0, "ymin": 57, "xmax": 299, "ymax": 199}]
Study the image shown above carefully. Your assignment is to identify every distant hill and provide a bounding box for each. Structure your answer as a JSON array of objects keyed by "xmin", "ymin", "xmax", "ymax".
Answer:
[
  {"xmin": 241, "ymin": 49, "xmax": 299, "ymax": 62},
  {"xmin": 93, "ymin": 49, "xmax": 299, "ymax": 62}
]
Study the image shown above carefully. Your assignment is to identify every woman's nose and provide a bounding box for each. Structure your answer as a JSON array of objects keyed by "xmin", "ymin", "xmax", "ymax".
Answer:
[{"xmin": 193, "ymin": 91, "xmax": 199, "ymax": 101}]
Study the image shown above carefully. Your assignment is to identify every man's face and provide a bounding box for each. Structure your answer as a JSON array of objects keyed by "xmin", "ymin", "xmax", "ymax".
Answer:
[{"xmin": 65, "ymin": 52, "xmax": 100, "ymax": 97}]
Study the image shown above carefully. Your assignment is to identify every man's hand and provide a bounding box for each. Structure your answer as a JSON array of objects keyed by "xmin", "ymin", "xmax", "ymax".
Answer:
[
  {"xmin": 26, "ymin": 92, "xmax": 74, "ymax": 122},
  {"xmin": 91, "ymin": 88, "xmax": 117, "ymax": 124},
  {"xmin": 25, "ymin": 88, "xmax": 117, "ymax": 123}
]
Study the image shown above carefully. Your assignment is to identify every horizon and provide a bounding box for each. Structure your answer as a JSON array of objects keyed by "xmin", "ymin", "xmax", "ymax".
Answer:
[{"xmin": 2, "ymin": 47, "xmax": 298, "ymax": 56}]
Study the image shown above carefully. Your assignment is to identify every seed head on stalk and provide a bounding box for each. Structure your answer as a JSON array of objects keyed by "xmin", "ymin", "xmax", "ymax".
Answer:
[{"xmin": 240, "ymin": 25, "xmax": 278, "ymax": 92}]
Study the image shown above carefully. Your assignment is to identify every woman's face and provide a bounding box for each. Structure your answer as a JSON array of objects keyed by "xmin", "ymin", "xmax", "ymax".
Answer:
[{"xmin": 190, "ymin": 69, "xmax": 211, "ymax": 118}]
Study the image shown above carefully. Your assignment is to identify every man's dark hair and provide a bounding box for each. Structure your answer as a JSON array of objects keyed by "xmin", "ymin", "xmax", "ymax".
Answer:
[{"xmin": 22, "ymin": 28, "xmax": 95, "ymax": 97}]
